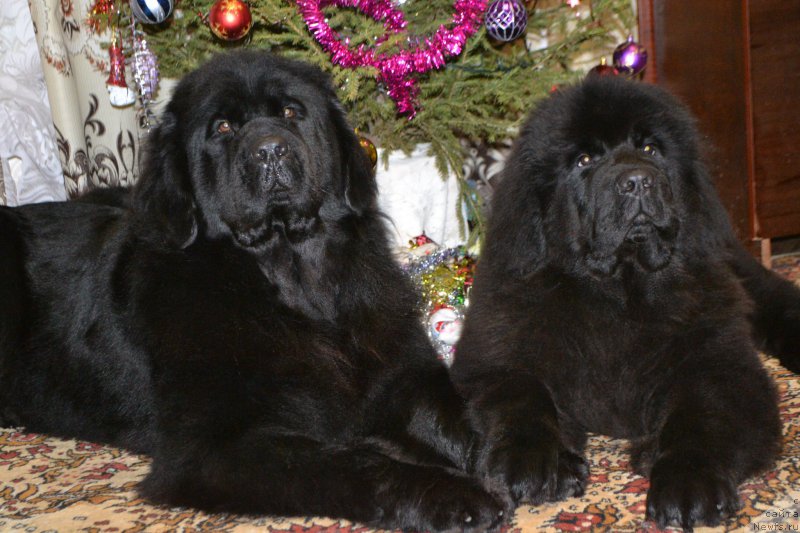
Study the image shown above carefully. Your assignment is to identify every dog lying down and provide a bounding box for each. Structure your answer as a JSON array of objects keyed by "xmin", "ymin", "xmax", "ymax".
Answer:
[{"xmin": 0, "ymin": 51, "xmax": 505, "ymax": 531}]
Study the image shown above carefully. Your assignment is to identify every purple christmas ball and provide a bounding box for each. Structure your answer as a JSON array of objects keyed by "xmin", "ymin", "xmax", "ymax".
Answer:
[
  {"xmin": 612, "ymin": 35, "xmax": 648, "ymax": 76},
  {"xmin": 484, "ymin": 0, "xmax": 527, "ymax": 42}
]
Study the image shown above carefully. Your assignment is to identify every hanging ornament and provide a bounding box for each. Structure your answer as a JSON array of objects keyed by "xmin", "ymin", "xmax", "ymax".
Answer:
[
  {"xmin": 89, "ymin": 0, "xmax": 115, "ymax": 17},
  {"xmin": 86, "ymin": 0, "xmax": 116, "ymax": 33},
  {"xmin": 131, "ymin": 26, "xmax": 160, "ymax": 128},
  {"xmin": 358, "ymin": 134, "xmax": 378, "ymax": 170},
  {"xmin": 106, "ymin": 40, "xmax": 136, "ymax": 107},
  {"xmin": 130, "ymin": 0, "xmax": 174, "ymax": 24},
  {"xmin": 612, "ymin": 35, "xmax": 647, "ymax": 76},
  {"xmin": 484, "ymin": 0, "xmax": 527, "ymax": 42},
  {"xmin": 588, "ymin": 57, "xmax": 619, "ymax": 77},
  {"xmin": 132, "ymin": 34, "xmax": 159, "ymax": 102},
  {"xmin": 208, "ymin": 0, "xmax": 253, "ymax": 41}
]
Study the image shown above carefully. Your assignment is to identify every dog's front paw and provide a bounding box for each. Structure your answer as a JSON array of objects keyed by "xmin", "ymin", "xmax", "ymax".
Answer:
[
  {"xmin": 421, "ymin": 477, "xmax": 506, "ymax": 532},
  {"xmin": 646, "ymin": 454, "xmax": 740, "ymax": 532},
  {"xmin": 384, "ymin": 472, "xmax": 506, "ymax": 532},
  {"xmin": 481, "ymin": 431, "xmax": 588, "ymax": 505}
]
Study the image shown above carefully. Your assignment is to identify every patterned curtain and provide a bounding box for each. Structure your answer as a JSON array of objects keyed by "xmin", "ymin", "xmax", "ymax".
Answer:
[{"xmin": 27, "ymin": 0, "xmax": 142, "ymax": 199}]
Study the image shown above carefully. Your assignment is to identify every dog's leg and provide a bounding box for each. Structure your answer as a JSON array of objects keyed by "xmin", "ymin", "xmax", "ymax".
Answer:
[
  {"xmin": 139, "ymin": 319, "xmax": 504, "ymax": 531},
  {"xmin": 366, "ymin": 360, "xmax": 481, "ymax": 473},
  {"xmin": 452, "ymin": 366, "xmax": 588, "ymax": 506},
  {"xmin": 729, "ymin": 244, "xmax": 800, "ymax": 373},
  {"xmin": 644, "ymin": 335, "xmax": 781, "ymax": 531},
  {"xmin": 141, "ymin": 431, "xmax": 504, "ymax": 532},
  {"xmin": 450, "ymin": 297, "xmax": 589, "ymax": 506}
]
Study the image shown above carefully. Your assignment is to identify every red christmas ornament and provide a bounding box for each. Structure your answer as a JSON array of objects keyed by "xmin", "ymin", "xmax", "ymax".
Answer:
[
  {"xmin": 208, "ymin": 0, "xmax": 252, "ymax": 41},
  {"xmin": 86, "ymin": 0, "xmax": 115, "ymax": 33},
  {"xmin": 106, "ymin": 41, "xmax": 136, "ymax": 107},
  {"xmin": 588, "ymin": 57, "xmax": 619, "ymax": 77},
  {"xmin": 411, "ymin": 234, "xmax": 435, "ymax": 248}
]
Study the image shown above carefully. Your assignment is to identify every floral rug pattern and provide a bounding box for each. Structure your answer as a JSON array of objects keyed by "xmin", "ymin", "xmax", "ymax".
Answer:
[{"xmin": 2, "ymin": 257, "xmax": 800, "ymax": 532}]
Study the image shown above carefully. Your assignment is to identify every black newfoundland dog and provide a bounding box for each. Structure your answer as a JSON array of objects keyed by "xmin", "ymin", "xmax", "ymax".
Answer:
[
  {"xmin": 0, "ymin": 51, "xmax": 505, "ymax": 531},
  {"xmin": 452, "ymin": 76, "xmax": 800, "ymax": 531}
]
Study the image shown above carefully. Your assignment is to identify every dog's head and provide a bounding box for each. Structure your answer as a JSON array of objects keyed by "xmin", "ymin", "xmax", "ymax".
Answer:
[
  {"xmin": 133, "ymin": 51, "xmax": 375, "ymax": 250},
  {"xmin": 485, "ymin": 76, "xmax": 731, "ymax": 278}
]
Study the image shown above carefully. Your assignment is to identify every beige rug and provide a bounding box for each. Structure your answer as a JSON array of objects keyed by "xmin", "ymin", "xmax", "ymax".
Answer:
[{"xmin": 2, "ymin": 256, "xmax": 800, "ymax": 532}]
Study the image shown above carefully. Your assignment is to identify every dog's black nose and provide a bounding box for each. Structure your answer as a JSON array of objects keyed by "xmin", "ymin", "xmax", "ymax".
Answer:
[
  {"xmin": 254, "ymin": 135, "xmax": 289, "ymax": 161},
  {"xmin": 617, "ymin": 169, "xmax": 654, "ymax": 196}
]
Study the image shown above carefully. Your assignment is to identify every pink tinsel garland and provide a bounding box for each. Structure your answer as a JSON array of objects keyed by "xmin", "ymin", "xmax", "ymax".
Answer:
[{"xmin": 296, "ymin": 0, "xmax": 487, "ymax": 118}]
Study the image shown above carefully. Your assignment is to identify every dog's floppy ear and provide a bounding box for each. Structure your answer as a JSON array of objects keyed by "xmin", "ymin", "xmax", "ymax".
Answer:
[
  {"xmin": 682, "ymin": 158, "xmax": 740, "ymax": 251},
  {"xmin": 329, "ymin": 100, "xmax": 377, "ymax": 215},
  {"xmin": 132, "ymin": 111, "xmax": 198, "ymax": 248},
  {"xmin": 481, "ymin": 157, "xmax": 548, "ymax": 277}
]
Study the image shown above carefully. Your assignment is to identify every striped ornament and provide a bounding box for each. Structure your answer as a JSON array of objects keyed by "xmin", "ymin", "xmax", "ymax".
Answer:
[{"xmin": 130, "ymin": 0, "xmax": 173, "ymax": 24}]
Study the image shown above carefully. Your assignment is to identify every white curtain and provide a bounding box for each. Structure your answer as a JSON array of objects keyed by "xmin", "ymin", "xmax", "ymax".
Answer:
[{"xmin": 0, "ymin": 0, "xmax": 66, "ymax": 205}]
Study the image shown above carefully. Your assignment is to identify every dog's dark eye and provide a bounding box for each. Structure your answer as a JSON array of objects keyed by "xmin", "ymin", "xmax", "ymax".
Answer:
[
  {"xmin": 216, "ymin": 120, "xmax": 233, "ymax": 135},
  {"xmin": 643, "ymin": 144, "xmax": 657, "ymax": 155},
  {"xmin": 283, "ymin": 107, "xmax": 297, "ymax": 119},
  {"xmin": 577, "ymin": 154, "xmax": 592, "ymax": 168}
]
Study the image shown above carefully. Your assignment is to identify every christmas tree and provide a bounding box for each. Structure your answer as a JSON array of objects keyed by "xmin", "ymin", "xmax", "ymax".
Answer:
[{"xmin": 94, "ymin": 0, "xmax": 636, "ymax": 236}]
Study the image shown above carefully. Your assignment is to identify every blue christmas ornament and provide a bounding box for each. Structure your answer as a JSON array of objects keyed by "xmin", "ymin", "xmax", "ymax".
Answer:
[
  {"xmin": 130, "ymin": 0, "xmax": 174, "ymax": 24},
  {"xmin": 484, "ymin": 0, "xmax": 527, "ymax": 42}
]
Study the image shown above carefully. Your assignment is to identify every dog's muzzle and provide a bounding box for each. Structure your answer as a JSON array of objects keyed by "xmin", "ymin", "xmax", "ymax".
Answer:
[
  {"xmin": 248, "ymin": 134, "xmax": 294, "ymax": 192},
  {"xmin": 616, "ymin": 167, "xmax": 654, "ymax": 198},
  {"xmin": 253, "ymin": 134, "xmax": 290, "ymax": 163},
  {"xmin": 584, "ymin": 162, "xmax": 678, "ymax": 275},
  {"xmin": 613, "ymin": 166, "xmax": 672, "ymax": 244}
]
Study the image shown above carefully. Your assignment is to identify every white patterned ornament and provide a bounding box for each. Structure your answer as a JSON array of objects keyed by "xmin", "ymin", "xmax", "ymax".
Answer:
[{"xmin": 484, "ymin": 0, "xmax": 527, "ymax": 42}]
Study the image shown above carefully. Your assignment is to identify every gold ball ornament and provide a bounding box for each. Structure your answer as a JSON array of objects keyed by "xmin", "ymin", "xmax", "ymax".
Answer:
[{"xmin": 358, "ymin": 134, "xmax": 378, "ymax": 170}]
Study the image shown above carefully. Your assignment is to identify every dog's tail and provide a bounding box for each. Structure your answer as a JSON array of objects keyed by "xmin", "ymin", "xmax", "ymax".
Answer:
[{"xmin": 730, "ymin": 243, "xmax": 800, "ymax": 374}]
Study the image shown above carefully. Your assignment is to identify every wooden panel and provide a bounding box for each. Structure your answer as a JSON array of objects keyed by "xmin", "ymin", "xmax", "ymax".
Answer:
[
  {"xmin": 636, "ymin": 0, "xmax": 657, "ymax": 84},
  {"xmin": 749, "ymin": 0, "xmax": 800, "ymax": 239},
  {"xmin": 646, "ymin": 1, "xmax": 753, "ymax": 241}
]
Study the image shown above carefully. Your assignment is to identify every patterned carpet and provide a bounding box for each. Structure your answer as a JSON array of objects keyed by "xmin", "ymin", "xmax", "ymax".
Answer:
[{"xmin": 2, "ymin": 256, "xmax": 800, "ymax": 532}]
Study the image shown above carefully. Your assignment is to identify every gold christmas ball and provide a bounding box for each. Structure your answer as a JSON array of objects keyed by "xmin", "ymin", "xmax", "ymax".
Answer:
[{"xmin": 358, "ymin": 134, "xmax": 378, "ymax": 169}]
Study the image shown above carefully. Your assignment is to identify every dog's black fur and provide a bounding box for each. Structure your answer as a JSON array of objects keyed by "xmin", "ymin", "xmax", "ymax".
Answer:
[
  {"xmin": 0, "ymin": 51, "xmax": 505, "ymax": 531},
  {"xmin": 451, "ymin": 76, "xmax": 800, "ymax": 531}
]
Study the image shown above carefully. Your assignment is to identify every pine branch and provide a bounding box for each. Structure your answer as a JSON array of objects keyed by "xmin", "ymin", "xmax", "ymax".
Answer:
[{"xmin": 131, "ymin": 0, "xmax": 635, "ymax": 238}]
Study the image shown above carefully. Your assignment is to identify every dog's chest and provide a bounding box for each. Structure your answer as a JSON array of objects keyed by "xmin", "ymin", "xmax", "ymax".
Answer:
[
  {"xmin": 562, "ymin": 358, "xmax": 656, "ymax": 438},
  {"xmin": 541, "ymin": 305, "xmax": 669, "ymax": 438}
]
